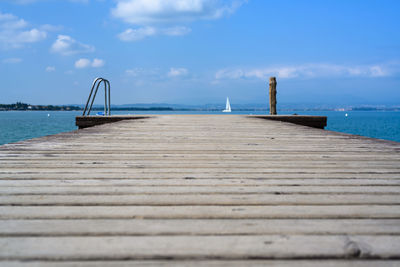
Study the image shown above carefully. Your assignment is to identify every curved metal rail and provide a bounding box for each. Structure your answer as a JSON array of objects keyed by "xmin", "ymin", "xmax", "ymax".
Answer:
[{"xmin": 82, "ymin": 77, "xmax": 111, "ymax": 116}]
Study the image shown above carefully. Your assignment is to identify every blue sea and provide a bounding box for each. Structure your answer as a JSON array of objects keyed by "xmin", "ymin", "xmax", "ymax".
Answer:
[{"xmin": 0, "ymin": 110, "xmax": 399, "ymax": 145}]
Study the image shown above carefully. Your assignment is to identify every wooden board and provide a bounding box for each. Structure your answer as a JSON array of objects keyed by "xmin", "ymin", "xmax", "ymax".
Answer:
[{"xmin": 1, "ymin": 115, "xmax": 399, "ymax": 265}]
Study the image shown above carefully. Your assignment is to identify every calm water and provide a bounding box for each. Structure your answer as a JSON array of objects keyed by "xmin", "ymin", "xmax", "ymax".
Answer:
[{"xmin": 0, "ymin": 110, "xmax": 399, "ymax": 145}]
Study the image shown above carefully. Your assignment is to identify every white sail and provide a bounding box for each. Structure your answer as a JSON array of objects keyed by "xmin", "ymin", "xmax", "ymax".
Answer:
[{"xmin": 222, "ymin": 97, "xmax": 231, "ymax": 112}]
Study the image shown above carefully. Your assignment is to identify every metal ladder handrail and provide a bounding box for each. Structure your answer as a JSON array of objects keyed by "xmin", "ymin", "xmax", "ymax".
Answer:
[{"xmin": 82, "ymin": 77, "xmax": 111, "ymax": 116}]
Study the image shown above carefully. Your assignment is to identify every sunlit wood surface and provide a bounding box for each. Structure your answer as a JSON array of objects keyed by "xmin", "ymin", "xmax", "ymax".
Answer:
[{"xmin": 0, "ymin": 115, "xmax": 399, "ymax": 266}]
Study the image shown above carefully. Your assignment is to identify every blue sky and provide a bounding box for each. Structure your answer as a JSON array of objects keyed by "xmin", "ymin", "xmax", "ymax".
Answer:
[{"xmin": 0, "ymin": 0, "xmax": 399, "ymax": 106}]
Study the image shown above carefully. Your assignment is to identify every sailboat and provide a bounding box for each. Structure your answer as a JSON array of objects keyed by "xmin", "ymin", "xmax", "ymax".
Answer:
[{"xmin": 222, "ymin": 97, "xmax": 231, "ymax": 113}]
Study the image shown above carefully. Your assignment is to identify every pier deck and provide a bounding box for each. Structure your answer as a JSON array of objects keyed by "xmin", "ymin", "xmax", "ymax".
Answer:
[{"xmin": 0, "ymin": 115, "xmax": 400, "ymax": 266}]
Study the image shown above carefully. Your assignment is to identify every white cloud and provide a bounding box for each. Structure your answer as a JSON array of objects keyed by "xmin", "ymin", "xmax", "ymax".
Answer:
[
  {"xmin": 117, "ymin": 26, "xmax": 191, "ymax": 41},
  {"xmin": 125, "ymin": 68, "xmax": 142, "ymax": 76},
  {"xmin": 17, "ymin": 29, "xmax": 46, "ymax": 42},
  {"xmin": 75, "ymin": 58, "xmax": 105, "ymax": 69},
  {"xmin": 163, "ymin": 26, "xmax": 191, "ymax": 36},
  {"xmin": 69, "ymin": 0, "xmax": 89, "ymax": 3},
  {"xmin": 113, "ymin": 0, "xmax": 245, "ymax": 41},
  {"xmin": 45, "ymin": 66, "xmax": 56, "ymax": 72},
  {"xmin": 12, "ymin": 0, "xmax": 89, "ymax": 4},
  {"xmin": 112, "ymin": 0, "xmax": 245, "ymax": 25},
  {"xmin": 369, "ymin": 66, "xmax": 386, "ymax": 77},
  {"xmin": 40, "ymin": 24, "xmax": 63, "ymax": 32},
  {"xmin": 168, "ymin": 67, "xmax": 188, "ymax": 77},
  {"xmin": 125, "ymin": 67, "xmax": 160, "ymax": 77},
  {"xmin": 0, "ymin": 11, "xmax": 47, "ymax": 49},
  {"xmin": 215, "ymin": 63, "xmax": 398, "ymax": 80},
  {"xmin": 0, "ymin": 13, "xmax": 27, "ymax": 29},
  {"xmin": 124, "ymin": 67, "xmax": 189, "ymax": 84},
  {"xmin": 75, "ymin": 58, "xmax": 91, "ymax": 69},
  {"xmin": 91, "ymin": 58, "xmax": 105, "ymax": 68},
  {"xmin": 11, "ymin": 0, "xmax": 38, "ymax": 3},
  {"xmin": 118, "ymin": 27, "xmax": 157, "ymax": 41},
  {"xmin": 51, "ymin": 35, "xmax": 95, "ymax": 56},
  {"xmin": 2, "ymin": 58, "xmax": 22, "ymax": 64}
]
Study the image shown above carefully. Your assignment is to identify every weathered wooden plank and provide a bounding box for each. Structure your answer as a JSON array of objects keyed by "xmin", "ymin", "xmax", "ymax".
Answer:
[
  {"xmin": 1, "ymin": 235, "xmax": 399, "ymax": 260},
  {"xmin": 2, "ymin": 260, "xmax": 400, "ymax": 267},
  {"xmin": 1, "ymin": 194, "xmax": 399, "ymax": 205},
  {"xmin": 3, "ymin": 162, "xmax": 399, "ymax": 169},
  {"xmin": 13, "ymin": 134, "xmax": 391, "ymax": 143},
  {"xmin": 2, "ymin": 168, "xmax": 399, "ymax": 175},
  {"xmin": 1, "ymin": 161, "xmax": 399, "ymax": 170},
  {"xmin": 3, "ymin": 147, "xmax": 397, "ymax": 153},
  {"xmin": 2, "ymin": 151, "xmax": 399, "ymax": 157},
  {"xmin": 3, "ymin": 156, "xmax": 397, "ymax": 161},
  {"xmin": 5, "ymin": 143, "xmax": 397, "ymax": 149},
  {"xmin": 1, "ymin": 205, "xmax": 399, "ymax": 219},
  {"xmin": 3, "ymin": 137, "xmax": 399, "ymax": 148},
  {"xmin": 1, "ymin": 219, "xmax": 399, "ymax": 236},
  {"xmin": 1, "ymin": 173, "xmax": 399, "ymax": 180},
  {"xmin": 1, "ymin": 178, "xmax": 400, "ymax": 186},
  {"xmin": 1, "ymin": 186, "xmax": 399, "ymax": 195}
]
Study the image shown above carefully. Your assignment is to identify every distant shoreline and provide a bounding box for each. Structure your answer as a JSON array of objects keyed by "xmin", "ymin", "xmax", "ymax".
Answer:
[
  {"xmin": 1, "ymin": 102, "xmax": 399, "ymax": 112},
  {"xmin": 0, "ymin": 102, "xmax": 81, "ymax": 111}
]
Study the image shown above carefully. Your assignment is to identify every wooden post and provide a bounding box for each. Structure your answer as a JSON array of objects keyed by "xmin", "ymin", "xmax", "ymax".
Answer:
[{"xmin": 269, "ymin": 77, "xmax": 277, "ymax": 115}]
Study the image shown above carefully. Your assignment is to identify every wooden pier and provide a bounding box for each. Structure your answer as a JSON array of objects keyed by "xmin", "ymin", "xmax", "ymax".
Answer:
[
  {"xmin": 0, "ymin": 115, "xmax": 400, "ymax": 266},
  {"xmin": 75, "ymin": 114, "xmax": 327, "ymax": 129}
]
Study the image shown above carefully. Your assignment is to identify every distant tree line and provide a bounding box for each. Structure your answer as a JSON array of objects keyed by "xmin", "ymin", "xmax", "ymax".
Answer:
[
  {"xmin": 0, "ymin": 102, "xmax": 82, "ymax": 111},
  {"xmin": 0, "ymin": 102, "xmax": 175, "ymax": 111},
  {"xmin": 110, "ymin": 107, "xmax": 174, "ymax": 111}
]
